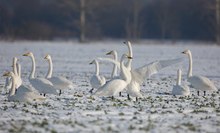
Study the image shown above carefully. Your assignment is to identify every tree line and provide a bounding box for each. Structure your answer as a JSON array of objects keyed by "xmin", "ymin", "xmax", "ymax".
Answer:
[{"xmin": 0, "ymin": 0, "xmax": 218, "ymax": 42}]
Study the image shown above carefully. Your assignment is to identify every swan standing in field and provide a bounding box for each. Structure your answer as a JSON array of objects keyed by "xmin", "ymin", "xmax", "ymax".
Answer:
[
  {"xmin": 182, "ymin": 49, "xmax": 217, "ymax": 96},
  {"xmin": 172, "ymin": 69, "xmax": 190, "ymax": 96},
  {"xmin": 3, "ymin": 71, "xmax": 46, "ymax": 102},
  {"xmin": 98, "ymin": 41, "xmax": 182, "ymax": 100},
  {"xmin": 94, "ymin": 54, "xmax": 132, "ymax": 98},
  {"xmin": 23, "ymin": 52, "xmax": 58, "ymax": 96},
  {"xmin": 44, "ymin": 54, "xmax": 74, "ymax": 95},
  {"xmin": 89, "ymin": 59, "xmax": 106, "ymax": 93}
]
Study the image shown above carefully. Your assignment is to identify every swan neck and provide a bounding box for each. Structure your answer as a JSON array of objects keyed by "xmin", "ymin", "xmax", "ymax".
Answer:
[
  {"xmin": 13, "ymin": 60, "xmax": 18, "ymax": 76},
  {"xmin": 126, "ymin": 42, "xmax": 133, "ymax": 69},
  {"xmin": 111, "ymin": 52, "xmax": 118, "ymax": 78},
  {"xmin": 187, "ymin": 52, "xmax": 193, "ymax": 78},
  {"xmin": 94, "ymin": 60, "xmax": 99, "ymax": 75},
  {"xmin": 46, "ymin": 58, "xmax": 53, "ymax": 78},
  {"xmin": 9, "ymin": 75, "xmax": 16, "ymax": 96},
  {"xmin": 177, "ymin": 70, "xmax": 181, "ymax": 85},
  {"xmin": 17, "ymin": 64, "xmax": 21, "ymax": 77},
  {"xmin": 30, "ymin": 55, "xmax": 36, "ymax": 79},
  {"xmin": 120, "ymin": 57, "xmax": 130, "ymax": 83}
]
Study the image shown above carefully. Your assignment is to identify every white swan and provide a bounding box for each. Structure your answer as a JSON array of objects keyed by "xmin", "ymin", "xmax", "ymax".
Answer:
[
  {"xmin": 172, "ymin": 69, "xmax": 190, "ymax": 96},
  {"xmin": 98, "ymin": 41, "xmax": 182, "ymax": 100},
  {"xmin": 23, "ymin": 52, "xmax": 58, "ymax": 96},
  {"xmin": 44, "ymin": 54, "xmax": 74, "ymax": 95},
  {"xmin": 106, "ymin": 50, "xmax": 118, "ymax": 78},
  {"xmin": 89, "ymin": 59, "xmax": 106, "ymax": 93},
  {"xmin": 12, "ymin": 57, "xmax": 22, "ymax": 89},
  {"xmin": 4, "ymin": 58, "xmax": 22, "ymax": 92},
  {"xmin": 94, "ymin": 54, "xmax": 132, "ymax": 98},
  {"xmin": 182, "ymin": 49, "xmax": 217, "ymax": 96},
  {"xmin": 3, "ymin": 71, "xmax": 46, "ymax": 102}
]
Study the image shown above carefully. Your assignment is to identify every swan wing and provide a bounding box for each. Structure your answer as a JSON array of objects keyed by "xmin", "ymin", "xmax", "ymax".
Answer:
[
  {"xmin": 133, "ymin": 58, "xmax": 183, "ymax": 84},
  {"xmin": 97, "ymin": 57, "xmax": 120, "ymax": 69},
  {"xmin": 29, "ymin": 78, "xmax": 58, "ymax": 94},
  {"xmin": 48, "ymin": 76, "xmax": 74, "ymax": 89},
  {"xmin": 188, "ymin": 76, "xmax": 217, "ymax": 91},
  {"xmin": 95, "ymin": 79, "xmax": 126, "ymax": 96},
  {"xmin": 17, "ymin": 85, "xmax": 33, "ymax": 94}
]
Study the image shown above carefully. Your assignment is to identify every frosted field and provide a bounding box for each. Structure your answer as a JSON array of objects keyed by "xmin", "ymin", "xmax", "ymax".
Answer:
[{"xmin": 0, "ymin": 41, "xmax": 220, "ymax": 133}]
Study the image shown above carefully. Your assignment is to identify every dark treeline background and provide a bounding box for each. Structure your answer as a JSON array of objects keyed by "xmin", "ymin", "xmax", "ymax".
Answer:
[{"xmin": 0, "ymin": 0, "xmax": 217, "ymax": 42}]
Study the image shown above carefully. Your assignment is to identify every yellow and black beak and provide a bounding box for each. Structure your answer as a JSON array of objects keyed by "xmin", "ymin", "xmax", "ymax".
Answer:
[
  {"xmin": 3, "ymin": 72, "xmax": 10, "ymax": 77},
  {"xmin": 23, "ymin": 53, "xmax": 29, "ymax": 56},
  {"xmin": 89, "ymin": 61, "xmax": 94, "ymax": 64},
  {"xmin": 106, "ymin": 51, "xmax": 113, "ymax": 55},
  {"xmin": 128, "ymin": 56, "xmax": 133, "ymax": 59},
  {"xmin": 181, "ymin": 51, "xmax": 185, "ymax": 54}
]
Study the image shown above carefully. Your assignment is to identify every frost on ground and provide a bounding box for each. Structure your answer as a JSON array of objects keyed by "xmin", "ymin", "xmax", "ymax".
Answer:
[{"xmin": 0, "ymin": 41, "xmax": 220, "ymax": 133}]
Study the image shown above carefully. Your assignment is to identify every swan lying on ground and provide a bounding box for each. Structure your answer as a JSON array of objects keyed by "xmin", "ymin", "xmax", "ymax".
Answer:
[
  {"xmin": 172, "ymin": 69, "xmax": 190, "ymax": 96},
  {"xmin": 4, "ymin": 58, "xmax": 22, "ymax": 92},
  {"xmin": 89, "ymin": 59, "xmax": 106, "ymax": 93},
  {"xmin": 3, "ymin": 71, "xmax": 46, "ymax": 102},
  {"xmin": 44, "ymin": 54, "xmax": 74, "ymax": 95},
  {"xmin": 13, "ymin": 57, "xmax": 22, "ymax": 89},
  {"xmin": 23, "ymin": 52, "xmax": 58, "ymax": 96},
  {"xmin": 182, "ymin": 49, "xmax": 217, "ymax": 96},
  {"xmin": 94, "ymin": 54, "xmax": 132, "ymax": 98}
]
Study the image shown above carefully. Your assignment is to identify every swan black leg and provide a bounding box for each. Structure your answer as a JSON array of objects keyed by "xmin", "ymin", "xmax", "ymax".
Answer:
[
  {"xmin": 119, "ymin": 92, "xmax": 122, "ymax": 97},
  {"xmin": 136, "ymin": 97, "xmax": 138, "ymax": 102},
  {"xmin": 89, "ymin": 88, "xmax": 94, "ymax": 93},
  {"xmin": 127, "ymin": 94, "xmax": 130, "ymax": 100},
  {"xmin": 43, "ymin": 93, "xmax": 46, "ymax": 97},
  {"xmin": 59, "ymin": 90, "xmax": 62, "ymax": 96},
  {"xmin": 204, "ymin": 91, "xmax": 206, "ymax": 96},
  {"xmin": 111, "ymin": 96, "xmax": 114, "ymax": 100},
  {"xmin": 197, "ymin": 91, "xmax": 199, "ymax": 96}
]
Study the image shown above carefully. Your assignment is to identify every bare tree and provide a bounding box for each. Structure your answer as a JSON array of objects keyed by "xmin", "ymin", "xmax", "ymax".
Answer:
[
  {"xmin": 80, "ymin": 0, "xmax": 86, "ymax": 42},
  {"xmin": 216, "ymin": 0, "xmax": 220, "ymax": 44}
]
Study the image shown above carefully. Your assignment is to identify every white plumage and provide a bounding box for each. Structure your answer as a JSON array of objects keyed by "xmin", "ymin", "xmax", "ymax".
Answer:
[
  {"xmin": 44, "ymin": 54, "xmax": 74, "ymax": 95},
  {"xmin": 94, "ymin": 54, "xmax": 132, "ymax": 97},
  {"xmin": 182, "ymin": 49, "xmax": 218, "ymax": 95},
  {"xmin": 98, "ymin": 41, "xmax": 182, "ymax": 99},
  {"xmin": 3, "ymin": 71, "xmax": 46, "ymax": 102},
  {"xmin": 89, "ymin": 59, "xmax": 106, "ymax": 93},
  {"xmin": 23, "ymin": 52, "xmax": 58, "ymax": 96},
  {"xmin": 172, "ymin": 69, "xmax": 190, "ymax": 96}
]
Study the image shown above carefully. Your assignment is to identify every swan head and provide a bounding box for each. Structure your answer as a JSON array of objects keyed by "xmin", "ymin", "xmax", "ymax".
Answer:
[
  {"xmin": 44, "ymin": 54, "xmax": 51, "ymax": 60},
  {"xmin": 89, "ymin": 60, "xmax": 97, "ymax": 65},
  {"xmin": 122, "ymin": 54, "xmax": 132, "ymax": 59},
  {"xmin": 23, "ymin": 52, "xmax": 33, "ymax": 57},
  {"xmin": 182, "ymin": 49, "xmax": 191, "ymax": 55},
  {"xmin": 106, "ymin": 50, "xmax": 116, "ymax": 56},
  {"xmin": 3, "ymin": 71, "xmax": 14, "ymax": 77},
  {"xmin": 12, "ymin": 57, "xmax": 19, "ymax": 66},
  {"xmin": 123, "ymin": 41, "xmax": 131, "ymax": 46}
]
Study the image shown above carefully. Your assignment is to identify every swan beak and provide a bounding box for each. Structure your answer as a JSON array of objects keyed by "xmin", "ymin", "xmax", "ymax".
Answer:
[
  {"xmin": 106, "ymin": 51, "xmax": 112, "ymax": 55},
  {"xmin": 23, "ymin": 53, "xmax": 29, "ymax": 56},
  {"xmin": 89, "ymin": 61, "xmax": 93, "ymax": 64},
  {"xmin": 3, "ymin": 72, "xmax": 10, "ymax": 77},
  {"xmin": 44, "ymin": 56, "xmax": 48, "ymax": 59},
  {"xmin": 128, "ymin": 56, "xmax": 133, "ymax": 59},
  {"xmin": 181, "ymin": 51, "xmax": 185, "ymax": 54}
]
